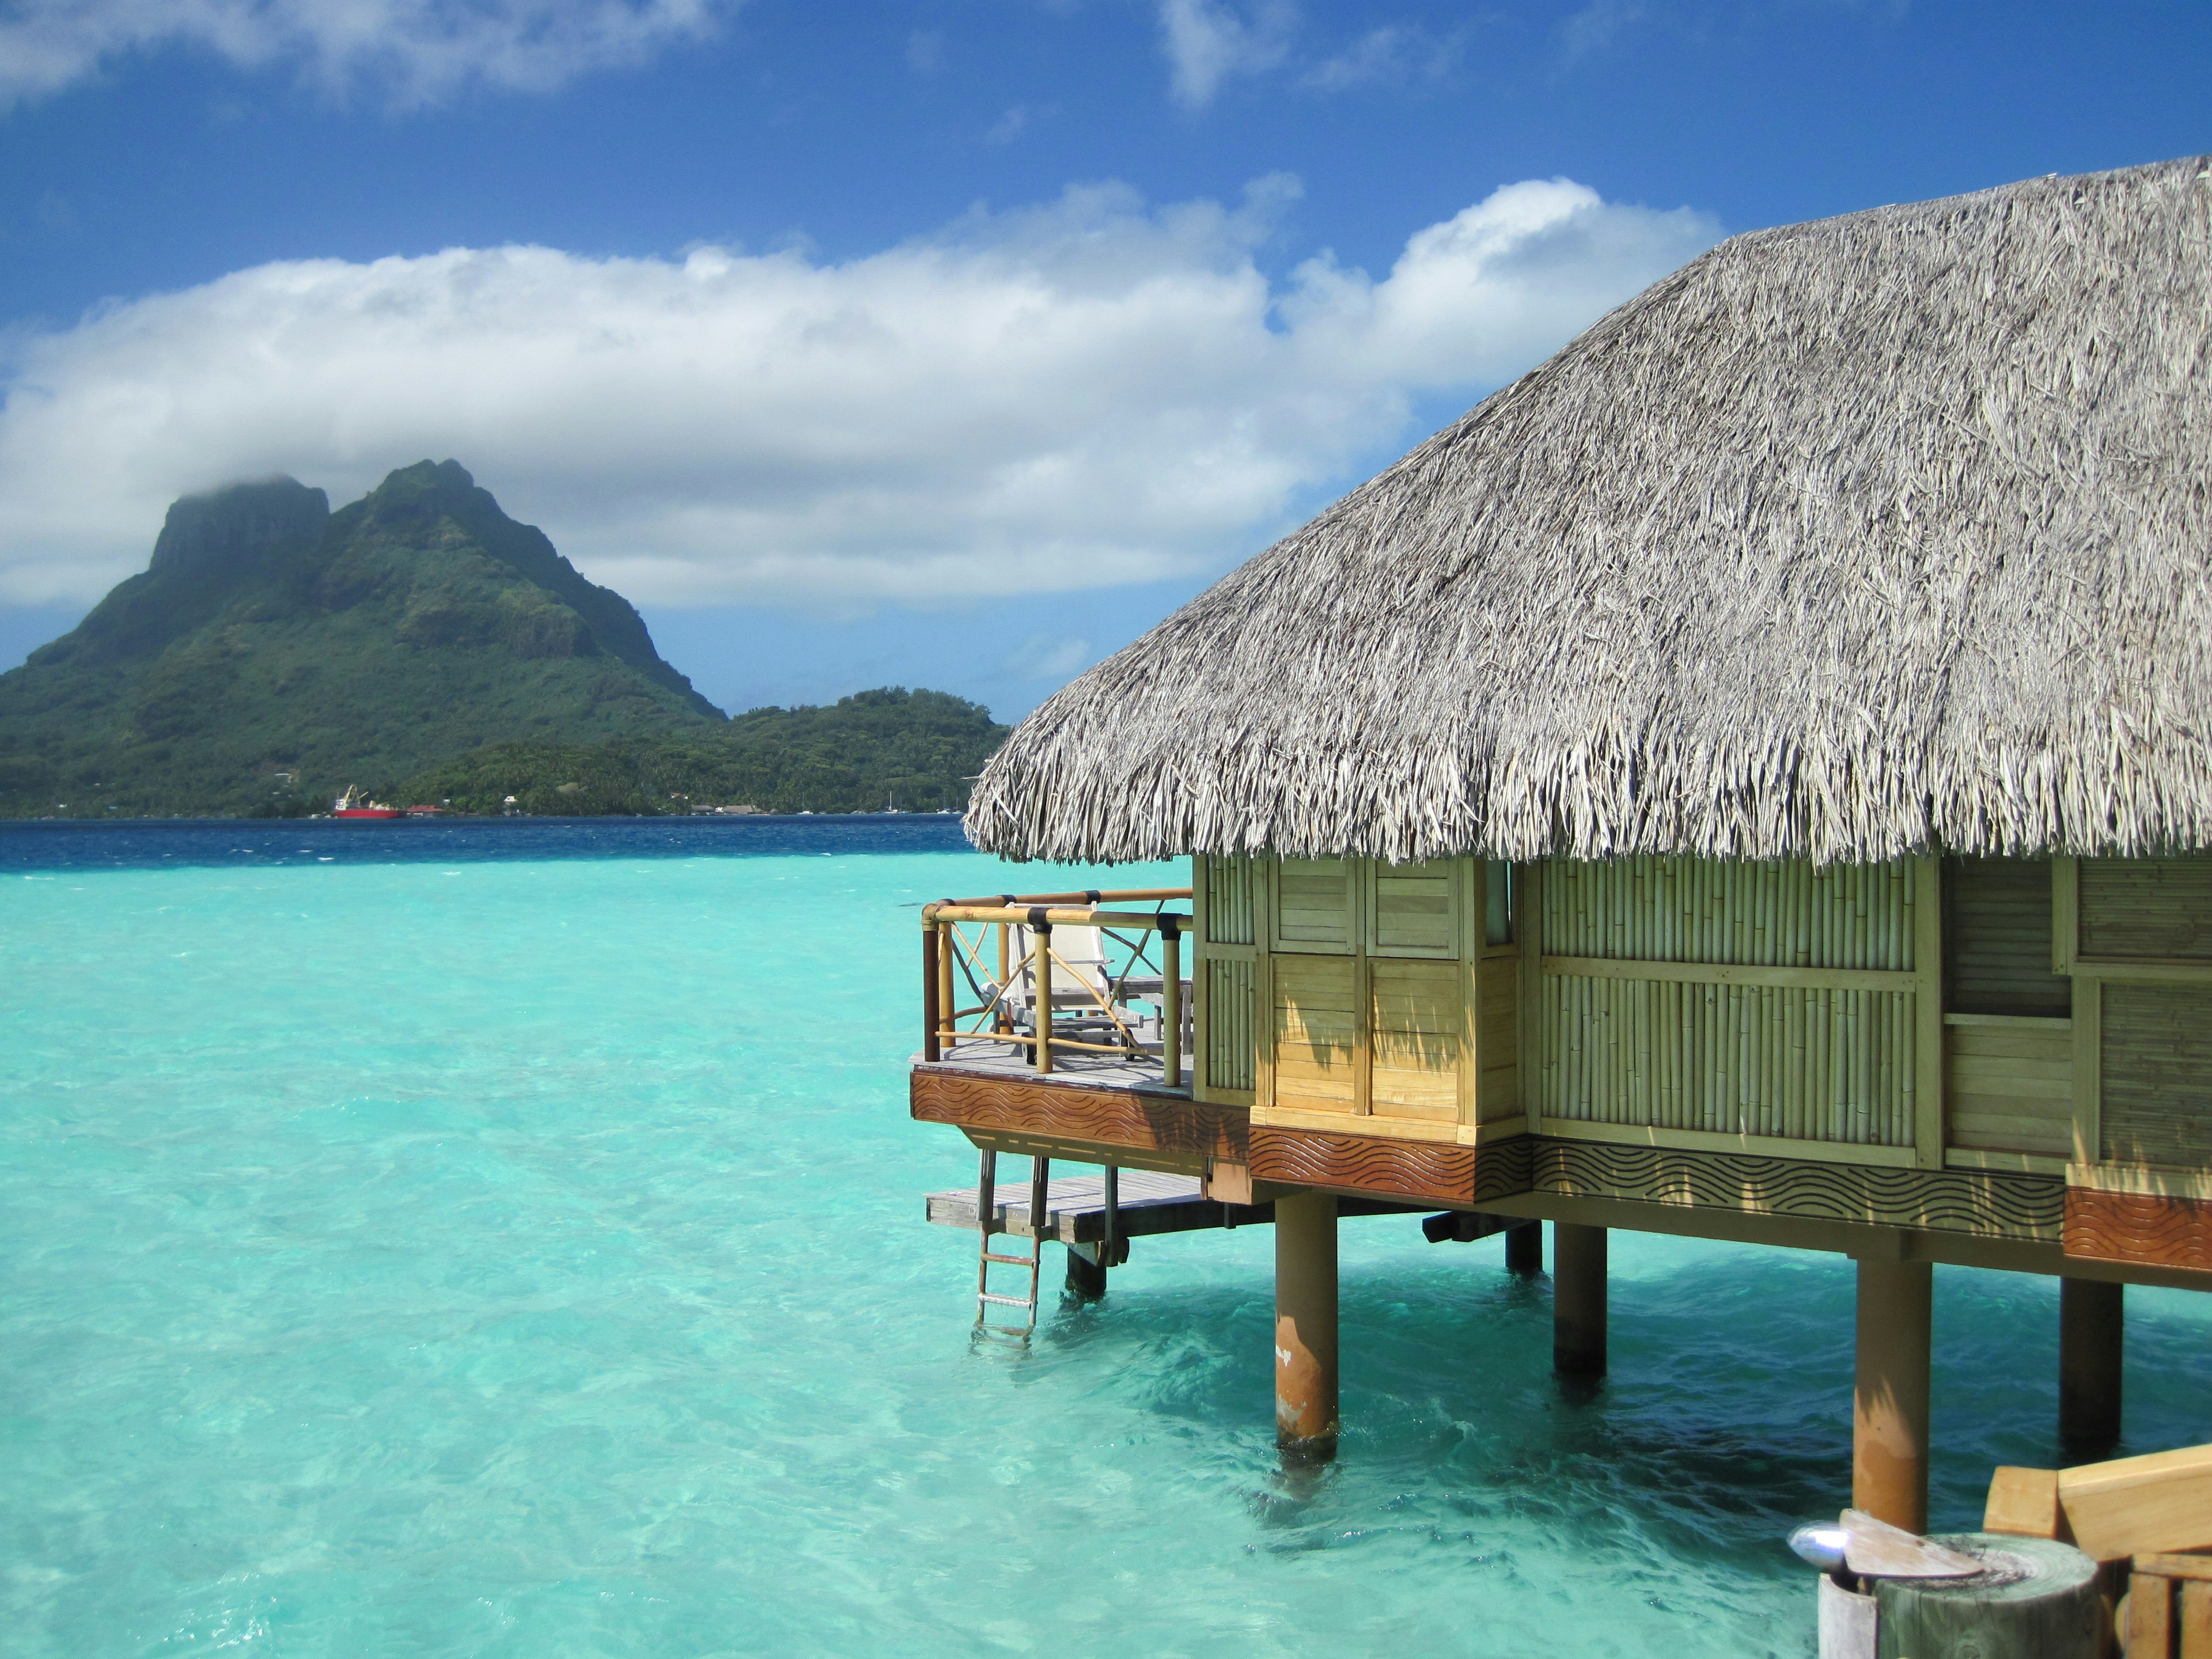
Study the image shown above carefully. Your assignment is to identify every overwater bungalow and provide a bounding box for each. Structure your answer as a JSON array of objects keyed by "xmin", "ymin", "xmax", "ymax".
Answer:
[{"xmin": 913, "ymin": 156, "xmax": 2212, "ymax": 1538}]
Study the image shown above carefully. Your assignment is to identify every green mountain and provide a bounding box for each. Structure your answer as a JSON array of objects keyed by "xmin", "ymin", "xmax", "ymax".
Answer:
[
  {"xmin": 0, "ymin": 461, "xmax": 723, "ymax": 816},
  {"xmin": 393, "ymin": 688, "xmax": 1008, "ymax": 816}
]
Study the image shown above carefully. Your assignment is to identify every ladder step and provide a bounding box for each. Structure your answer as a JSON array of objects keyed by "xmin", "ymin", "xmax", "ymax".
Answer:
[
  {"xmin": 978, "ymin": 1292, "xmax": 1035, "ymax": 1308},
  {"xmin": 979, "ymin": 1251, "xmax": 1037, "ymax": 1266}
]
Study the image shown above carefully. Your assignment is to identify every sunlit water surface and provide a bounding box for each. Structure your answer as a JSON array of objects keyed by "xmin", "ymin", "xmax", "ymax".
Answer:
[{"xmin": 5, "ymin": 817, "xmax": 2209, "ymax": 1657}]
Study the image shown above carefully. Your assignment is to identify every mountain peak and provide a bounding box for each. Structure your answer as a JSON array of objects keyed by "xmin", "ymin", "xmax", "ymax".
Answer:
[
  {"xmin": 0, "ymin": 463, "xmax": 721, "ymax": 816},
  {"xmin": 147, "ymin": 476, "xmax": 329, "ymax": 578}
]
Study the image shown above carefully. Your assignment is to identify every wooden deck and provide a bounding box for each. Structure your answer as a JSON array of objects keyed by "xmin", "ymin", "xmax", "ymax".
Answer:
[
  {"xmin": 925, "ymin": 1167, "xmax": 1425, "ymax": 1242},
  {"xmin": 913, "ymin": 1041, "xmax": 1193, "ymax": 1097}
]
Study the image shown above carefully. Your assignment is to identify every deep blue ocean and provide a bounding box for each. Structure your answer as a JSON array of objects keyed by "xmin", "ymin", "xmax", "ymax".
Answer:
[{"xmin": 5, "ymin": 816, "xmax": 2208, "ymax": 1657}]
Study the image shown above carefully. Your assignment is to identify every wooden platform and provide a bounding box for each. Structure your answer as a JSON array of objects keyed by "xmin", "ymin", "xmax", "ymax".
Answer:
[
  {"xmin": 925, "ymin": 1168, "xmax": 1423, "ymax": 1243},
  {"xmin": 914, "ymin": 1042, "xmax": 1192, "ymax": 1097}
]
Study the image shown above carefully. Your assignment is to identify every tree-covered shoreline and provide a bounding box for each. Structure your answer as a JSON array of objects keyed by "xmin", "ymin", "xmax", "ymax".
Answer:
[
  {"xmin": 0, "ymin": 465, "xmax": 1006, "ymax": 819},
  {"xmin": 385, "ymin": 688, "xmax": 1006, "ymax": 817}
]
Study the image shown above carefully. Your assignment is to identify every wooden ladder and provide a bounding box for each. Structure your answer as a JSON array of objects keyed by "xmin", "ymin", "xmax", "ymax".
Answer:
[{"xmin": 974, "ymin": 1150, "xmax": 1049, "ymax": 1342}]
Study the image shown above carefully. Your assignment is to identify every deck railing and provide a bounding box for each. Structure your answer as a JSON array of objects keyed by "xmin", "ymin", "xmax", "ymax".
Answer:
[{"xmin": 921, "ymin": 888, "xmax": 1194, "ymax": 1086}]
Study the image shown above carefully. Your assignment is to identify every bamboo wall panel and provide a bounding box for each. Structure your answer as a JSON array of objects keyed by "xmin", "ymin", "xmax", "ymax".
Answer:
[
  {"xmin": 1368, "ymin": 958, "xmax": 1463, "ymax": 1123},
  {"xmin": 1275, "ymin": 859, "xmax": 1355, "ymax": 952},
  {"xmin": 1478, "ymin": 952, "xmax": 1519, "ymax": 1120},
  {"xmin": 1537, "ymin": 976, "xmax": 1917, "ymax": 1146},
  {"xmin": 2100, "ymin": 983, "xmax": 2212, "ymax": 1166},
  {"xmin": 1543, "ymin": 857, "xmax": 1916, "ymax": 969},
  {"xmin": 1371, "ymin": 861, "xmax": 1456, "ymax": 956},
  {"xmin": 1205, "ymin": 958, "xmax": 1256, "ymax": 1094},
  {"xmin": 1204, "ymin": 856, "xmax": 1256, "ymax": 947},
  {"xmin": 1946, "ymin": 857, "xmax": 2068, "ymax": 1016},
  {"xmin": 1945, "ymin": 1021, "xmax": 2073, "ymax": 1159},
  {"xmin": 2081, "ymin": 858, "xmax": 2212, "ymax": 960},
  {"xmin": 1274, "ymin": 955, "xmax": 1359, "ymax": 1112}
]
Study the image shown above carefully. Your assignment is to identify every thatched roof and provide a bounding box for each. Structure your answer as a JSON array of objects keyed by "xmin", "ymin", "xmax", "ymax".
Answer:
[{"xmin": 969, "ymin": 156, "xmax": 2212, "ymax": 868}]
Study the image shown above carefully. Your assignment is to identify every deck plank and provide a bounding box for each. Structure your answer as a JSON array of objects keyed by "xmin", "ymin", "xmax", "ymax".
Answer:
[{"xmin": 925, "ymin": 1169, "xmax": 1424, "ymax": 1240}]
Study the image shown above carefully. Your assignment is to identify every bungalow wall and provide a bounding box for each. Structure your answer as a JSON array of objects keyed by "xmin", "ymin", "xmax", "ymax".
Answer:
[
  {"xmin": 1192, "ymin": 854, "xmax": 1521, "ymax": 1146},
  {"xmin": 1193, "ymin": 851, "xmax": 2212, "ymax": 1185},
  {"xmin": 2061, "ymin": 858, "xmax": 2212, "ymax": 1200}
]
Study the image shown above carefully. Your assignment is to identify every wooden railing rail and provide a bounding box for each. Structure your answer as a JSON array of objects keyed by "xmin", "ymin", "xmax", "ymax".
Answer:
[{"xmin": 922, "ymin": 889, "xmax": 1192, "ymax": 1087}]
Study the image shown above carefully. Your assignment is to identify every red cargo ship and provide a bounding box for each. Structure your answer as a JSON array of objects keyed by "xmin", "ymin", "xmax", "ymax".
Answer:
[{"xmin": 332, "ymin": 786, "xmax": 404, "ymax": 820}]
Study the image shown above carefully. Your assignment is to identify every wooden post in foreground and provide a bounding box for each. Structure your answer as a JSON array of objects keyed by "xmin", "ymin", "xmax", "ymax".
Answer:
[
  {"xmin": 1554, "ymin": 1223, "xmax": 1607, "ymax": 1377},
  {"xmin": 1854, "ymin": 1256, "xmax": 1933, "ymax": 1533},
  {"xmin": 2059, "ymin": 1277, "xmax": 2123, "ymax": 1453},
  {"xmin": 1875, "ymin": 1534, "xmax": 2100, "ymax": 1657},
  {"xmin": 1275, "ymin": 1190, "xmax": 1339, "ymax": 1461}
]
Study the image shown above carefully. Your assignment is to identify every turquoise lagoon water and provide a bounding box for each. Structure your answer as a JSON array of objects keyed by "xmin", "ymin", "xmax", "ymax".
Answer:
[{"xmin": 5, "ymin": 818, "xmax": 2210, "ymax": 1658}]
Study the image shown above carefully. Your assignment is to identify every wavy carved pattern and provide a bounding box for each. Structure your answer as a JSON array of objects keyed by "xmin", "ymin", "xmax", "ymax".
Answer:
[
  {"xmin": 910, "ymin": 1068, "xmax": 1248, "ymax": 1162},
  {"xmin": 2065, "ymin": 1187, "xmax": 2212, "ymax": 1272},
  {"xmin": 1248, "ymin": 1128, "xmax": 1532, "ymax": 1206},
  {"xmin": 1535, "ymin": 1142, "xmax": 2062, "ymax": 1241}
]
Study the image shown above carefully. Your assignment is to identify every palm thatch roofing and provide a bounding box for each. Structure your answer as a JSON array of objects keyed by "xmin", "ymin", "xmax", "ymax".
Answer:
[{"xmin": 968, "ymin": 156, "xmax": 2212, "ymax": 868}]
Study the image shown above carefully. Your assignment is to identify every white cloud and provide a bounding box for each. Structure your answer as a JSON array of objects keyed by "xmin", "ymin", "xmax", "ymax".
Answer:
[
  {"xmin": 0, "ymin": 0, "xmax": 726, "ymax": 108},
  {"xmin": 1006, "ymin": 633, "xmax": 1093, "ymax": 681},
  {"xmin": 0, "ymin": 176, "xmax": 1718, "ymax": 608},
  {"xmin": 1157, "ymin": 0, "xmax": 1295, "ymax": 109},
  {"xmin": 1560, "ymin": 0, "xmax": 1646, "ymax": 59},
  {"xmin": 904, "ymin": 27, "xmax": 943, "ymax": 74},
  {"xmin": 1299, "ymin": 22, "xmax": 1460, "ymax": 92}
]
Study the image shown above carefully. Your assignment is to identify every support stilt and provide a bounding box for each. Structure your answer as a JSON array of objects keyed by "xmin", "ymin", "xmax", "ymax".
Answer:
[
  {"xmin": 1854, "ymin": 1256, "xmax": 1932, "ymax": 1533},
  {"xmin": 1504, "ymin": 1220, "xmax": 1543, "ymax": 1275},
  {"xmin": 2059, "ymin": 1277, "xmax": 2123, "ymax": 1455},
  {"xmin": 1554, "ymin": 1223, "xmax": 1607, "ymax": 1377},
  {"xmin": 1065, "ymin": 1244, "xmax": 1108, "ymax": 1299},
  {"xmin": 1274, "ymin": 1190, "xmax": 1339, "ymax": 1461}
]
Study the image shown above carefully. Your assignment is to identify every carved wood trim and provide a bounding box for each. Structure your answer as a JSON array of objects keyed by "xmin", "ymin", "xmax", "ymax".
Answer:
[
  {"xmin": 910, "ymin": 1067, "xmax": 1249, "ymax": 1164},
  {"xmin": 1536, "ymin": 1141, "xmax": 2062, "ymax": 1242},
  {"xmin": 2064, "ymin": 1185, "xmax": 2212, "ymax": 1274},
  {"xmin": 1247, "ymin": 1126, "xmax": 1533, "ymax": 1207},
  {"xmin": 914, "ymin": 1066, "xmax": 2077, "ymax": 1247}
]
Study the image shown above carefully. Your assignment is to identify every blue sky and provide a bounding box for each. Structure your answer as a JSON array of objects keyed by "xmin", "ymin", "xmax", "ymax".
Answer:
[{"xmin": 2, "ymin": 1, "xmax": 2207, "ymax": 720}]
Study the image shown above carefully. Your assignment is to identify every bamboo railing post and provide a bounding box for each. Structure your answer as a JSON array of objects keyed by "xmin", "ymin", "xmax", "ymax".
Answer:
[
  {"xmin": 922, "ymin": 908, "xmax": 942, "ymax": 1062},
  {"xmin": 1161, "ymin": 916, "xmax": 1183, "ymax": 1089},
  {"xmin": 996, "ymin": 921, "xmax": 1012, "ymax": 1035},
  {"xmin": 937, "ymin": 910, "xmax": 957, "ymax": 1055},
  {"xmin": 1030, "ymin": 911, "xmax": 1054, "ymax": 1074}
]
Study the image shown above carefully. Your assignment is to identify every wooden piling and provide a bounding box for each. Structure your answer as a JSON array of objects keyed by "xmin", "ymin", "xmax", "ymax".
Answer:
[
  {"xmin": 1505, "ymin": 1219, "xmax": 1543, "ymax": 1275},
  {"xmin": 1854, "ymin": 1255, "xmax": 1933, "ymax": 1533},
  {"xmin": 1066, "ymin": 1244, "xmax": 1108, "ymax": 1298},
  {"xmin": 2059, "ymin": 1277, "xmax": 2124, "ymax": 1454},
  {"xmin": 1554, "ymin": 1222, "xmax": 1607, "ymax": 1377},
  {"xmin": 1275, "ymin": 1190, "xmax": 1339, "ymax": 1460}
]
